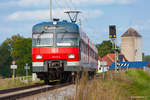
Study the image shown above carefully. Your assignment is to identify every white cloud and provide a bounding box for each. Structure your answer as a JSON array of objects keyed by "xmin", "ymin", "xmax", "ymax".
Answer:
[
  {"xmin": 7, "ymin": 10, "xmax": 53, "ymax": 21},
  {"xmin": 0, "ymin": 1, "xmax": 16, "ymax": 7},
  {"xmin": 148, "ymin": 19, "xmax": 150, "ymax": 23},
  {"xmin": 17, "ymin": 0, "xmax": 49, "ymax": 7},
  {"xmin": 117, "ymin": 0, "xmax": 136, "ymax": 4},
  {"xmin": 7, "ymin": 9, "xmax": 103, "ymax": 21},
  {"xmin": 132, "ymin": 19, "xmax": 150, "ymax": 31},
  {"xmin": 132, "ymin": 25, "xmax": 144, "ymax": 31},
  {"xmin": 0, "ymin": 0, "xmax": 136, "ymax": 8},
  {"xmin": 7, "ymin": 9, "xmax": 66, "ymax": 21},
  {"xmin": 117, "ymin": 19, "xmax": 150, "ymax": 33},
  {"xmin": 72, "ymin": 0, "xmax": 136, "ymax": 5},
  {"xmin": 79, "ymin": 9, "xmax": 104, "ymax": 21}
]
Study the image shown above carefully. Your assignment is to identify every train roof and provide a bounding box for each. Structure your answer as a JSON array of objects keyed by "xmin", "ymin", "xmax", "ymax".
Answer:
[
  {"xmin": 32, "ymin": 21, "xmax": 79, "ymax": 33},
  {"xmin": 33, "ymin": 21, "xmax": 78, "ymax": 27}
]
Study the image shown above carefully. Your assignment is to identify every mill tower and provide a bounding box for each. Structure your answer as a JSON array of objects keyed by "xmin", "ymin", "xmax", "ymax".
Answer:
[{"xmin": 121, "ymin": 28, "xmax": 142, "ymax": 61}]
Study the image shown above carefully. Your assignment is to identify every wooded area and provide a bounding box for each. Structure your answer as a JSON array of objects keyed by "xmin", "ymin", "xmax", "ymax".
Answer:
[
  {"xmin": 0, "ymin": 34, "xmax": 149, "ymax": 77},
  {"xmin": 0, "ymin": 34, "xmax": 32, "ymax": 77}
]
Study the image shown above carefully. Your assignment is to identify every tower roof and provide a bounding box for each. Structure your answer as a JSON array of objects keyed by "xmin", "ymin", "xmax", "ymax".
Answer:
[{"xmin": 121, "ymin": 28, "xmax": 142, "ymax": 37}]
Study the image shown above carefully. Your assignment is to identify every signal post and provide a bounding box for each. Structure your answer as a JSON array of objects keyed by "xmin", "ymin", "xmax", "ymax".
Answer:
[
  {"xmin": 24, "ymin": 63, "xmax": 30, "ymax": 83},
  {"xmin": 10, "ymin": 61, "xmax": 17, "ymax": 79},
  {"xmin": 109, "ymin": 25, "xmax": 119, "ymax": 72}
]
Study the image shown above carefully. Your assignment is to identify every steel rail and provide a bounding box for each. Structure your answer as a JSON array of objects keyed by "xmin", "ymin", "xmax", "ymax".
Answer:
[
  {"xmin": 0, "ymin": 82, "xmax": 72, "ymax": 100},
  {"xmin": 0, "ymin": 83, "xmax": 45, "ymax": 94}
]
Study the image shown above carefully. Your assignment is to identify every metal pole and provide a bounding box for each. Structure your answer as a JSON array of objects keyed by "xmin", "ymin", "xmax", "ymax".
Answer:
[
  {"xmin": 112, "ymin": 38, "xmax": 117, "ymax": 72},
  {"xmin": 101, "ymin": 58, "xmax": 105, "ymax": 79},
  {"xmin": 53, "ymin": 24, "xmax": 56, "ymax": 47},
  {"xmin": 102, "ymin": 63, "xmax": 104, "ymax": 79},
  {"xmin": 114, "ymin": 39, "xmax": 117, "ymax": 72},
  {"xmin": 13, "ymin": 69, "xmax": 15, "ymax": 80},
  {"xmin": 27, "ymin": 68, "xmax": 28, "ymax": 83},
  {"xmin": 26, "ymin": 63, "xmax": 29, "ymax": 83},
  {"xmin": 116, "ymin": 48, "xmax": 119, "ymax": 72},
  {"xmin": 50, "ymin": 0, "xmax": 52, "ymax": 21},
  {"xmin": 79, "ymin": 19, "xmax": 82, "ymax": 27}
]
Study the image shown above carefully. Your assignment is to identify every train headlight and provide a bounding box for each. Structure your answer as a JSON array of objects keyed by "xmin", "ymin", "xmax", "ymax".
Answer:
[
  {"xmin": 36, "ymin": 55, "xmax": 43, "ymax": 59},
  {"xmin": 68, "ymin": 54, "xmax": 75, "ymax": 59},
  {"xmin": 53, "ymin": 21, "xmax": 57, "ymax": 25}
]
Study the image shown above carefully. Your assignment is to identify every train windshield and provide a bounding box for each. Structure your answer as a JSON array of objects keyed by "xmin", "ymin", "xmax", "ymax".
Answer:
[
  {"xmin": 32, "ymin": 33, "xmax": 53, "ymax": 47},
  {"xmin": 56, "ymin": 33, "xmax": 78, "ymax": 47}
]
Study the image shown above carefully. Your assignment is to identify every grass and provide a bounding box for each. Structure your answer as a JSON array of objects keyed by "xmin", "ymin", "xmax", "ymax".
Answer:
[
  {"xmin": 126, "ymin": 70, "xmax": 150, "ymax": 96},
  {"xmin": 0, "ymin": 76, "xmax": 41, "ymax": 90},
  {"xmin": 69, "ymin": 70, "xmax": 150, "ymax": 100}
]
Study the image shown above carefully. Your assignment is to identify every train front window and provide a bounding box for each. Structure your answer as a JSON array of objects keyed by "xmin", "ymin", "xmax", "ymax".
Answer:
[
  {"xmin": 56, "ymin": 33, "xmax": 78, "ymax": 47},
  {"xmin": 32, "ymin": 33, "xmax": 53, "ymax": 47}
]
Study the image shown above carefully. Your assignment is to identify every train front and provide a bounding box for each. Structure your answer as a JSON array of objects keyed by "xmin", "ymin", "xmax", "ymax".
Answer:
[{"xmin": 32, "ymin": 20, "xmax": 80, "ymax": 82}]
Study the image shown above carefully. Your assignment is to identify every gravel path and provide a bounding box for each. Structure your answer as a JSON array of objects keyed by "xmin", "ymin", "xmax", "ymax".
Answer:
[{"xmin": 19, "ymin": 85, "xmax": 75, "ymax": 100}]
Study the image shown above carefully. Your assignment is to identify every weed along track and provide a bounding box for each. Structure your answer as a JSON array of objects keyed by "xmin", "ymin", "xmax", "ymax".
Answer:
[{"xmin": 0, "ymin": 82, "xmax": 72, "ymax": 100}]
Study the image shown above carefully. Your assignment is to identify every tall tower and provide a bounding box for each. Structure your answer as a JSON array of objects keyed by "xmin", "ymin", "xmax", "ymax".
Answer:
[{"xmin": 121, "ymin": 28, "xmax": 142, "ymax": 61}]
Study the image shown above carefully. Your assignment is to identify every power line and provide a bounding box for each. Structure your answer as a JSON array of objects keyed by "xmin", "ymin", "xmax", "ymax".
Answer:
[
  {"xmin": 68, "ymin": 0, "xmax": 76, "ymax": 10},
  {"xmin": 54, "ymin": 0, "xmax": 64, "ymax": 9},
  {"xmin": 64, "ymin": 0, "xmax": 72, "ymax": 10},
  {"xmin": 54, "ymin": 0, "xmax": 69, "ymax": 20},
  {"xmin": 54, "ymin": 0, "xmax": 72, "ymax": 12}
]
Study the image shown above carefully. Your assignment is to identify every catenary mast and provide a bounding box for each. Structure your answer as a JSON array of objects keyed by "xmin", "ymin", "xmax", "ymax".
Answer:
[{"xmin": 50, "ymin": 0, "xmax": 52, "ymax": 21}]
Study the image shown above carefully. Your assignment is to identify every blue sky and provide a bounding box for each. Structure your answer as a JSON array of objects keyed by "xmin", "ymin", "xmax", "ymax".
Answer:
[{"xmin": 0, "ymin": 0, "xmax": 150, "ymax": 55}]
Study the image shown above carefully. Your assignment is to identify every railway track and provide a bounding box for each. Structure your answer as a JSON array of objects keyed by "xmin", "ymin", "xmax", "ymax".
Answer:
[
  {"xmin": 0, "ymin": 82, "xmax": 72, "ymax": 100},
  {"xmin": 0, "ymin": 83, "xmax": 45, "ymax": 94}
]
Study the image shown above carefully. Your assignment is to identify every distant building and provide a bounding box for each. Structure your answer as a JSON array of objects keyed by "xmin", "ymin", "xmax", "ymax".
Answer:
[
  {"xmin": 97, "ymin": 53, "xmax": 127, "ymax": 72},
  {"xmin": 109, "ymin": 61, "xmax": 149, "ymax": 71},
  {"xmin": 98, "ymin": 57, "xmax": 108, "ymax": 72},
  {"xmin": 121, "ymin": 28, "xmax": 142, "ymax": 61}
]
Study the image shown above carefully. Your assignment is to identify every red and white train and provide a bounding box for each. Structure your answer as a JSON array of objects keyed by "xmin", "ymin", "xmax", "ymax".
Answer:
[{"xmin": 32, "ymin": 19, "xmax": 98, "ymax": 83}]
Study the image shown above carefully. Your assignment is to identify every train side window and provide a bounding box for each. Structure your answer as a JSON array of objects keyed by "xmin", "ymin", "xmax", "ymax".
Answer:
[
  {"xmin": 90, "ymin": 48, "xmax": 92, "ymax": 57},
  {"xmin": 83, "ymin": 42, "xmax": 85, "ymax": 53},
  {"xmin": 81, "ymin": 40, "xmax": 83, "ymax": 51},
  {"xmin": 99, "ymin": 67, "xmax": 101, "ymax": 70},
  {"xmin": 86, "ymin": 44, "xmax": 88, "ymax": 54}
]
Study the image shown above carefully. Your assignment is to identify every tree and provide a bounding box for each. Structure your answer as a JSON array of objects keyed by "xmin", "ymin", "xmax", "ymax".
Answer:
[
  {"xmin": 96, "ymin": 40, "xmax": 114, "ymax": 57},
  {"xmin": 144, "ymin": 55, "xmax": 150, "ymax": 61},
  {"xmin": 4, "ymin": 34, "xmax": 23, "ymax": 52},
  {"xmin": 0, "ymin": 34, "xmax": 30, "ymax": 77},
  {"xmin": 142, "ymin": 53, "xmax": 145, "ymax": 61},
  {"xmin": 142, "ymin": 53, "xmax": 150, "ymax": 61},
  {"xmin": 11, "ymin": 38, "xmax": 32, "ymax": 76},
  {"xmin": 0, "ymin": 42, "xmax": 12, "ymax": 77}
]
